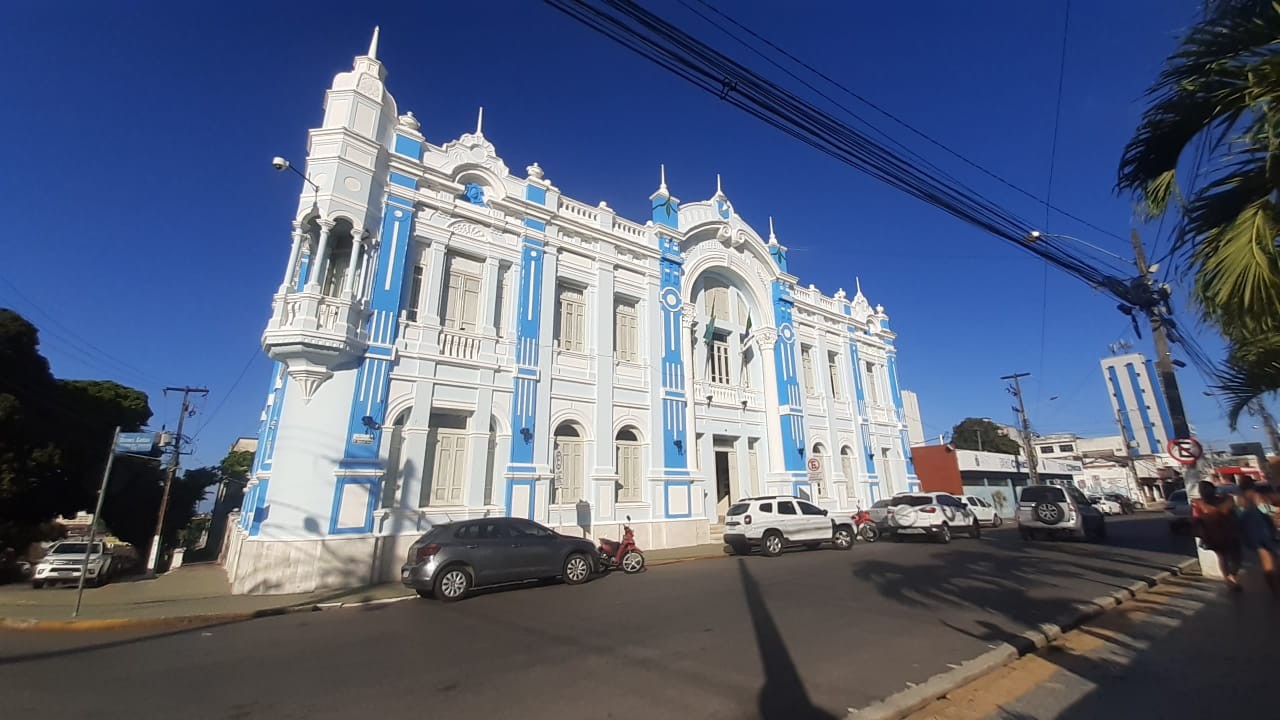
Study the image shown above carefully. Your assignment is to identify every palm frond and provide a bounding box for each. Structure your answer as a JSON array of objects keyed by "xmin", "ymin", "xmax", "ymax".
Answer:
[{"xmin": 1215, "ymin": 332, "xmax": 1280, "ymax": 427}]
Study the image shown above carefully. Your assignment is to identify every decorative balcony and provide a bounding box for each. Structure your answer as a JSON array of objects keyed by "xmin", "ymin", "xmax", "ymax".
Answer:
[
  {"xmin": 694, "ymin": 381, "xmax": 764, "ymax": 410},
  {"xmin": 262, "ymin": 291, "xmax": 368, "ymax": 401},
  {"xmin": 437, "ymin": 328, "xmax": 482, "ymax": 361}
]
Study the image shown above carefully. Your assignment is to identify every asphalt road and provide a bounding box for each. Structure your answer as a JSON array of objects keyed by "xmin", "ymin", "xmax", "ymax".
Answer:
[{"xmin": 1, "ymin": 515, "xmax": 1193, "ymax": 720}]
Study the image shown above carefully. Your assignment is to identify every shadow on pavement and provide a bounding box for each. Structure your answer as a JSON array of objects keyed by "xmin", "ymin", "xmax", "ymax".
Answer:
[{"xmin": 736, "ymin": 559, "xmax": 836, "ymax": 720}]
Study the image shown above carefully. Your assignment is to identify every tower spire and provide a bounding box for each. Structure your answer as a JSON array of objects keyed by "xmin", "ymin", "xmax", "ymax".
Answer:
[
  {"xmin": 715, "ymin": 173, "xmax": 723, "ymax": 197},
  {"xmin": 767, "ymin": 216, "xmax": 778, "ymax": 245},
  {"xmin": 855, "ymin": 276, "xmax": 863, "ymax": 295},
  {"xmin": 476, "ymin": 106, "xmax": 484, "ymax": 135},
  {"xmin": 368, "ymin": 26, "xmax": 380, "ymax": 60},
  {"xmin": 659, "ymin": 164, "xmax": 668, "ymax": 194}
]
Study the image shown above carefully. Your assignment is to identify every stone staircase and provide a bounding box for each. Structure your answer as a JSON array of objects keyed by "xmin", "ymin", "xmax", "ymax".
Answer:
[{"xmin": 709, "ymin": 522, "xmax": 725, "ymax": 544}]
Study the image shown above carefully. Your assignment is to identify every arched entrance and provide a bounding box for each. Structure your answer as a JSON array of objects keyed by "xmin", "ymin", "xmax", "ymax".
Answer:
[{"xmin": 553, "ymin": 422, "xmax": 585, "ymax": 505}]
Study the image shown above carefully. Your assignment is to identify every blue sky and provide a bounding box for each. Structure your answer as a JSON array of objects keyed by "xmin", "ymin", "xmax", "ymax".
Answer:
[{"xmin": 1, "ymin": 0, "xmax": 1263, "ymax": 472}]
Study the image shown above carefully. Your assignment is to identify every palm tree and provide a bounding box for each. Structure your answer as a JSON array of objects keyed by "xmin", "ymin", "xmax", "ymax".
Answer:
[{"xmin": 1117, "ymin": 0, "xmax": 1280, "ymax": 426}]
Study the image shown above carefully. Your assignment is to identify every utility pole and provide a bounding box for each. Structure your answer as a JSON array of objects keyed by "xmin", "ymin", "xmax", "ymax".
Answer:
[
  {"xmin": 1001, "ymin": 372, "xmax": 1040, "ymax": 485},
  {"xmin": 1129, "ymin": 230, "xmax": 1191, "ymax": 439},
  {"xmin": 144, "ymin": 386, "xmax": 208, "ymax": 576},
  {"xmin": 75, "ymin": 426, "xmax": 119, "ymax": 618}
]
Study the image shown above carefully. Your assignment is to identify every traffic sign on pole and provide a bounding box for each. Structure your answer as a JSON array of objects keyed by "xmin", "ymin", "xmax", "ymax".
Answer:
[{"xmin": 1167, "ymin": 437, "xmax": 1204, "ymax": 466}]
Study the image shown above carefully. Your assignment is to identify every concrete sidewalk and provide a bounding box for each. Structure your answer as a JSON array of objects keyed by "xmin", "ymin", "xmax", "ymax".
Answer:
[{"xmin": 0, "ymin": 543, "xmax": 730, "ymax": 629}]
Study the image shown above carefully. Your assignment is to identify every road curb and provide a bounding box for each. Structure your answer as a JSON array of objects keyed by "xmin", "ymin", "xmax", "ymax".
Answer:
[{"xmin": 846, "ymin": 557, "xmax": 1199, "ymax": 720}]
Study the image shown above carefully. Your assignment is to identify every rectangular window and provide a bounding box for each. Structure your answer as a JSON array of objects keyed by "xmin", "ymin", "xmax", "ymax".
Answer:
[
  {"xmin": 1059, "ymin": 444, "xmax": 1075, "ymax": 453},
  {"xmin": 827, "ymin": 352, "xmax": 842, "ymax": 399},
  {"xmin": 443, "ymin": 259, "xmax": 481, "ymax": 332},
  {"xmin": 493, "ymin": 264, "xmax": 509, "ymax": 337},
  {"xmin": 710, "ymin": 335, "xmax": 731, "ymax": 384},
  {"xmin": 616, "ymin": 442, "xmax": 642, "ymax": 502},
  {"xmin": 614, "ymin": 299, "xmax": 639, "ymax": 362},
  {"xmin": 406, "ymin": 265, "xmax": 424, "ymax": 322},
  {"xmin": 555, "ymin": 284, "xmax": 587, "ymax": 352},
  {"xmin": 864, "ymin": 361, "xmax": 879, "ymax": 405},
  {"xmin": 802, "ymin": 345, "xmax": 817, "ymax": 395}
]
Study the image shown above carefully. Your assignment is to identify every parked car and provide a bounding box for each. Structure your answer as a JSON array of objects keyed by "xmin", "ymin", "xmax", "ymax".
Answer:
[
  {"xmin": 31, "ymin": 541, "xmax": 117, "ymax": 588},
  {"xmin": 402, "ymin": 517, "xmax": 597, "ymax": 602},
  {"xmin": 1104, "ymin": 493, "xmax": 1138, "ymax": 514},
  {"xmin": 1088, "ymin": 495, "xmax": 1123, "ymax": 516},
  {"xmin": 723, "ymin": 496, "xmax": 856, "ymax": 556},
  {"xmin": 883, "ymin": 492, "xmax": 981, "ymax": 543},
  {"xmin": 1166, "ymin": 489, "xmax": 1191, "ymax": 533},
  {"xmin": 1017, "ymin": 484, "xmax": 1106, "ymax": 541},
  {"xmin": 961, "ymin": 495, "xmax": 1003, "ymax": 527}
]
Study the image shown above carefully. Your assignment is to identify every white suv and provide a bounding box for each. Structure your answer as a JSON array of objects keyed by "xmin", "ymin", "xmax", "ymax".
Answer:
[
  {"xmin": 723, "ymin": 496, "xmax": 855, "ymax": 557},
  {"xmin": 1017, "ymin": 484, "xmax": 1106, "ymax": 541},
  {"xmin": 883, "ymin": 493, "xmax": 981, "ymax": 543}
]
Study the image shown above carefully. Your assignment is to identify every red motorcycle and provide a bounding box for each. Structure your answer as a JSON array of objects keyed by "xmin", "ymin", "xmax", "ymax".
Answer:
[
  {"xmin": 854, "ymin": 510, "xmax": 880, "ymax": 543},
  {"xmin": 597, "ymin": 524, "xmax": 645, "ymax": 574}
]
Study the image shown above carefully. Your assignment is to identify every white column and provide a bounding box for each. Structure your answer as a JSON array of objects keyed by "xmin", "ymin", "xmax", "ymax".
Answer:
[
  {"xmin": 757, "ymin": 331, "xmax": 786, "ymax": 479},
  {"xmin": 341, "ymin": 229, "xmax": 365, "ymax": 298},
  {"xmin": 479, "ymin": 257, "xmax": 500, "ymax": 336},
  {"xmin": 593, "ymin": 262, "xmax": 615, "ymax": 475},
  {"xmin": 422, "ymin": 239, "xmax": 449, "ymax": 326},
  {"xmin": 305, "ymin": 219, "xmax": 335, "ymax": 292},
  {"xmin": 734, "ymin": 434, "xmax": 753, "ymax": 499},
  {"xmin": 464, "ymin": 387, "xmax": 495, "ymax": 508},
  {"xmin": 356, "ymin": 237, "xmax": 378, "ymax": 302},
  {"xmin": 280, "ymin": 223, "xmax": 306, "ymax": 293},
  {"xmin": 816, "ymin": 334, "xmax": 843, "ymax": 500},
  {"xmin": 398, "ymin": 379, "xmax": 436, "ymax": 516}
]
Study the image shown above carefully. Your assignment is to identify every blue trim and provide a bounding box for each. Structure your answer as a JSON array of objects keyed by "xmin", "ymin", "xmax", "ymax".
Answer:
[
  {"xmin": 1126, "ymin": 363, "xmax": 1161, "ymax": 454},
  {"xmin": 900, "ymin": 430, "xmax": 915, "ymax": 474},
  {"xmin": 393, "ymin": 133, "xmax": 422, "ymax": 160},
  {"xmin": 523, "ymin": 217, "xmax": 547, "ymax": 232},
  {"xmin": 790, "ymin": 481, "xmax": 812, "ymax": 500},
  {"xmin": 255, "ymin": 365, "xmax": 287, "ymax": 474},
  {"xmin": 1107, "ymin": 366, "xmax": 1139, "ymax": 455},
  {"xmin": 389, "ymin": 171, "xmax": 416, "ymax": 189},
  {"xmin": 525, "ymin": 184, "xmax": 547, "ymax": 205},
  {"xmin": 505, "ymin": 478, "xmax": 537, "ymax": 518},
  {"xmin": 886, "ymin": 352, "xmax": 904, "ymax": 411},
  {"xmin": 663, "ymin": 480, "xmax": 692, "ymax": 518},
  {"xmin": 847, "ymin": 338, "xmax": 866, "ymax": 416},
  {"xmin": 248, "ymin": 479, "xmax": 270, "ymax": 536},
  {"xmin": 768, "ymin": 243, "xmax": 788, "ymax": 273},
  {"xmin": 329, "ymin": 477, "xmax": 379, "ymax": 535},
  {"xmin": 658, "ymin": 238, "xmax": 689, "ymax": 470},
  {"xmin": 1145, "ymin": 358, "xmax": 1174, "ymax": 439},
  {"xmin": 861, "ymin": 424, "xmax": 876, "ymax": 473},
  {"xmin": 868, "ymin": 482, "xmax": 882, "ymax": 502}
]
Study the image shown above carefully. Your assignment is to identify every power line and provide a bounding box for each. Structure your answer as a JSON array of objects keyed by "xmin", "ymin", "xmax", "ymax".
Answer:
[
  {"xmin": 192, "ymin": 347, "xmax": 263, "ymax": 440},
  {"xmin": 1038, "ymin": 0, "xmax": 1073, "ymax": 399}
]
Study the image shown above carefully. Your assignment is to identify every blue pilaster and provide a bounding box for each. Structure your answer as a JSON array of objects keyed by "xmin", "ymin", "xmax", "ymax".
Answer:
[
  {"xmin": 338, "ymin": 196, "xmax": 415, "ymax": 466},
  {"xmin": 886, "ymin": 351, "xmax": 904, "ymax": 421},
  {"xmin": 508, "ymin": 216, "xmax": 548, "ymax": 468},
  {"xmin": 1126, "ymin": 362, "xmax": 1161, "ymax": 454},
  {"xmin": 658, "ymin": 235, "xmax": 689, "ymax": 471},
  {"xmin": 771, "ymin": 281, "xmax": 806, "ymax": 472}
]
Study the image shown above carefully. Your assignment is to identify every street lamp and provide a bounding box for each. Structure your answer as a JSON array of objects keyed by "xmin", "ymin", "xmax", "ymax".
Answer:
[{"xmin": 272, "ymin": 156, "xmax": 320, "ymax": 205}]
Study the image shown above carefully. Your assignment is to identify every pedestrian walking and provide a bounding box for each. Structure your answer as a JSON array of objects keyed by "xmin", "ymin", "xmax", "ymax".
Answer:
[
  {"xmin": 1192, "ymin": 481, "xmax": 1242, "ymax": 590},
  {"xmin": 1239, "ymin": 478, "xmax": 1280, "ymax": 596}
]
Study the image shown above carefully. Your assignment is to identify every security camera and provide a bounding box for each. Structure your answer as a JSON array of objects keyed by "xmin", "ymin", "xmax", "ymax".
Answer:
[{"xmin": 272, "ymin": 156, "xmax": 290, "ymax": 171}]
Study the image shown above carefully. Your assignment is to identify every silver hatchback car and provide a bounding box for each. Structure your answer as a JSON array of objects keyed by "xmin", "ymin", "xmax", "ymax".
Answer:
[{"xmin": 402, "ymin": 517, "xmax": 597, "ymax": 601}]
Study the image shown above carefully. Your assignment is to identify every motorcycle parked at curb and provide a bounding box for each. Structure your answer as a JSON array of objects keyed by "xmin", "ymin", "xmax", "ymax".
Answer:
[
  {"xmin": 854, "ymin": 510, "xmax": 880, "ymax": 543},
  {"xmin": 597, "ymin": 524, "xmax": 645, "ymax": 574}
]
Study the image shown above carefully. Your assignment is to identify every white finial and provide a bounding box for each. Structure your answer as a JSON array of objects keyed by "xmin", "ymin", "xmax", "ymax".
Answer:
[
  {"xmin": 659, "ymin": 164, "xmax": 668, "ymax": 193},
  {"xmin": 716, "ymin": 173, "xmax": 723, "ymax": 196},
  {"xmin": 855, "ymin": 276, "xmax": 863, "ymax": 295},
  {"xmin": 368, "ymin": 26, "xmax": 380, "ymax": 60},
  {"xmin": 475, "ymin": 106, "xmax": 484, "ymax": 135},
  {"xmin": 767, "ymin": 216, "xmax": 778, "ymax": 245}
]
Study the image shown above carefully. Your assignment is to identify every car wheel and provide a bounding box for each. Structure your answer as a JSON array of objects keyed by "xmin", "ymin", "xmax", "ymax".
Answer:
[
  {"xmin": 762, "ymin": 530, "xmax": 784, "ymax": 557},
  {"xmin": 935, "ymin": 524, "xmax": 952, "ymax": 544},
  {"xmin": 833, "ymin": 526, "xmax": 854, "ymax": 551},
  {"xmin": 433, "ymin": 566, "xmax": 471, "ymax": 602},
  {"xmin": 562, "ymin": 553, "xmax": 592, "ymax": 585},
  {"xmin": 31, "ymin": 580, "xmax": 43, "ymax": 589},
  {"xmin": 621, "ymin": 551, "xmax": 645, "ymax": 573},
  {"xmin": 993, "ymin": 515, "xmax": 1003, "ymax": 528},
  {"xmin": 860, "ymin": 524, "xmax": 880, "ymax": 543},
  {"xmin": 970, "ymin": 520, "xmax": 981, "ymax": 539}
]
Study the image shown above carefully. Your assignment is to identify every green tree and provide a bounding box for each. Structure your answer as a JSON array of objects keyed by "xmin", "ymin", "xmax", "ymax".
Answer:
[
  {"xmin": 949, "ymin": 417, "xmax": 1022, "ymax": 455},
  {"xmin": 1117, "ymin": 0, "xmax": 1280, "ymax": 424}
]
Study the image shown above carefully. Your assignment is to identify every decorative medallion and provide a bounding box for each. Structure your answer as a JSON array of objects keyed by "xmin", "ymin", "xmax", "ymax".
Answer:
[
  {"xmin": 662, "ymin": 288, "xmax": 682, "ymax": 311},
  {"xmin": 778, "ymin": 322, "xmax": 795, "ymax": 343}
]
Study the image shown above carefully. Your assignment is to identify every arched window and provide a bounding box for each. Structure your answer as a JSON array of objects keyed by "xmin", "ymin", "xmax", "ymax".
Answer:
[
  {"xmin": 616, "ymin": 428, "xmax": 642, "ymax": 503},
  {"xmin": 812, "ymin": 443, "xmax": 828, "ymax": 497},
  {"xmin": 380, "ymin": 409, "xmax": 411, "ymax": 509},
  {"xmin": 321, "ymin": 220, "xmax": 356, "ymax": 298},
  {"xmin": 840, "ymin": 446, "xmax": 857, "ymax": 498},
  {"xmin": 554, "ymin": 423, "xmax": 585, "ymax": 503}
]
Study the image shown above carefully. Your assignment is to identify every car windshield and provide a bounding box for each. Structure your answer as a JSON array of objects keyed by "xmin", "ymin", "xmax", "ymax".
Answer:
[
  {"xmin": 727, "ymin": 503, "xmax": 750, "ymax": 516},
  {"xmin": 50, "ymin": 543, "xmax": 101, "ymax": 555},
  {"xmin": 1019, "ymin": 486, "xmax": 1065, "ymax": 503},
  {"xmin": 889, "ymin": 496, "xmax": 932, "ymax": 507}
]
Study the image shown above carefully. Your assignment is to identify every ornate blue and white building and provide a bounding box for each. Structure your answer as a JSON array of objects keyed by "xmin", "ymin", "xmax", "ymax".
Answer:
[{"xmin": 223, "ymin": 33, "xmax": 918, "ymax": 594}]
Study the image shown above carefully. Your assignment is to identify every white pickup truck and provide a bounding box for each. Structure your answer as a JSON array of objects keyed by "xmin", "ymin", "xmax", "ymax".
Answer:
[{"xmin": 31, "ymin": 541, "xmax": 116, "ymax": 588}]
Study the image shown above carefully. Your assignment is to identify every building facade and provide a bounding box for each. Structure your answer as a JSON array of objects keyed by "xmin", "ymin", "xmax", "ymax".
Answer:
[
  {"xmin": 222, "ymin": 35, "xmax": 917, "ymax": 594},
  {"xmin": 1100, "ymin": 352, "xmax": 1174, "ymax": 457}
]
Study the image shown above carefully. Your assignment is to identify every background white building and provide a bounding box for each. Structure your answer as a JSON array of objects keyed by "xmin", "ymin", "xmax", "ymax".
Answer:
[{"xmin": 222, "ymin": 34, "xmax": 918, "ymax": 594}]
